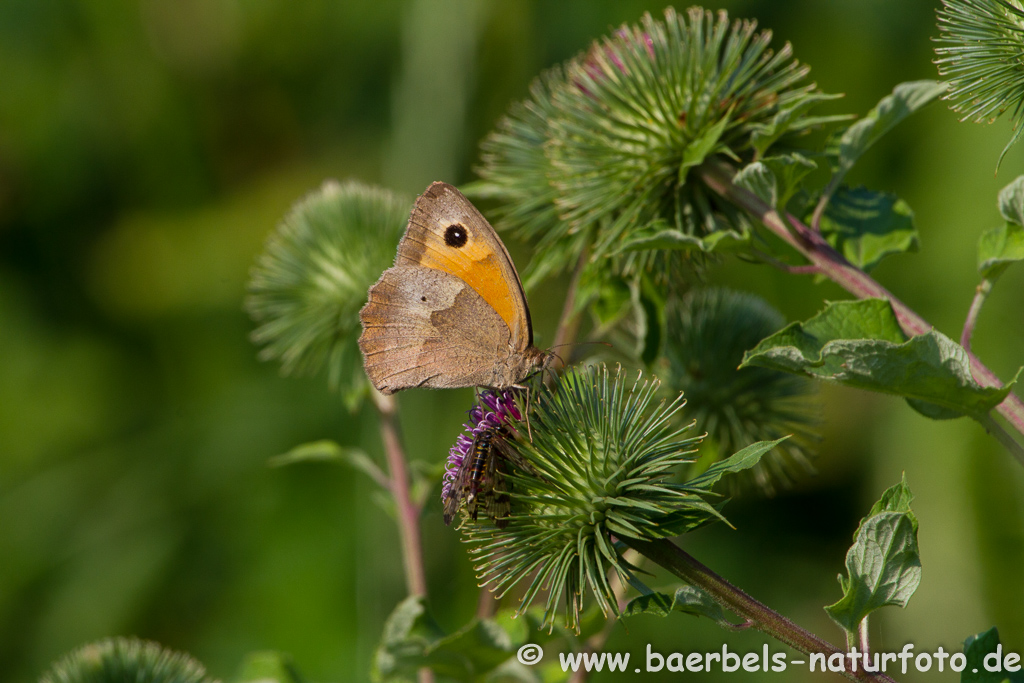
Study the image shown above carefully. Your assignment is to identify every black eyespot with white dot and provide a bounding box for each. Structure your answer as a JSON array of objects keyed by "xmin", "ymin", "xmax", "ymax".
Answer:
[{"xmin": 444, "ymin": 223, "xmax": 468, "ymax": 248}]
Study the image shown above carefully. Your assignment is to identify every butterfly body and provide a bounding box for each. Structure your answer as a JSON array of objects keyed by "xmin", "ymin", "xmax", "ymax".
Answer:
[{"xmin": 359, "ymin": 182, "xmax": 551, "ymax": 394}]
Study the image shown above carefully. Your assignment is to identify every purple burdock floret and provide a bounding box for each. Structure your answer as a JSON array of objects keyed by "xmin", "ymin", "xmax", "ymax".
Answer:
[{"xmin": 441, "ymin": 391, "xmax": 521, "ymax": 502}]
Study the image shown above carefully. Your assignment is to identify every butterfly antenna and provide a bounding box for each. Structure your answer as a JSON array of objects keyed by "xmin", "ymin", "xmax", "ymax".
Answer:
[{"xmin": 546, "ymin": 340, "xmax": 613, "ymax": 352}]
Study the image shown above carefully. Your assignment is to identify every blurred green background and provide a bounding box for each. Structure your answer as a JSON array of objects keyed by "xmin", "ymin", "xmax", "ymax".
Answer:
[{"xmin": 2, "ymin": 1, "xmax": 1024, "ymax": 681}]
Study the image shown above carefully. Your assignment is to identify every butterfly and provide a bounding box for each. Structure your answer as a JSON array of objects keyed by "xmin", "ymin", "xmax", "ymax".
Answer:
[
  {"xmin": 358, "ymin": 182, "xmax": 552, "ymax": 395},
  {"xmin": 443, "ymin": 427, "xmax": 516, "ymax": 528}
]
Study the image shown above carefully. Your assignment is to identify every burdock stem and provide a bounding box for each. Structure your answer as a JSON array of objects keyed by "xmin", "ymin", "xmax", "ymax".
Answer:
[
  {"xmin": 699, "ymin": 160, "xmax": 1024, "ymax": 445},
  {"xmin": 623, "ymin": 537, "xmax": 897, "ymax": 683},
  {"xmin": 372, "ymin": 391, "xmax": 432, "ymax": 683},
  {"xmin": 372, "ymin": 391, "xmax": 428, "ymax": 597}
]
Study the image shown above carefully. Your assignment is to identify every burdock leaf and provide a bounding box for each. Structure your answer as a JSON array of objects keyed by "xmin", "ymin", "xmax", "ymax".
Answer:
[
  {"xmin": 962, "ymin": 627, "xmax": 1024, "ymax": 683},
  {"xmin": 818, "ymin": 186, "xmax": 918, "ymax": 271},
  {"xmin": 735, "ymin": 154, "xmax": 816, "ymax": 210},
  {"xmin": 750, "ymin": 92, "xmax": 849, "ymax": 156},
  {"xmin": 685, "ymin": 438, "xmax": 788, "ymax": 491},
  {"xmin": 825, "ymin": 478, "xmax": 921, "ymax": 636},
  {"xmin": 860, "ymin": 474, "xmax": 917, "ymax": 534},
  {"xmin": 268, "ymin": 440, "xmax": 389, "ymax": 490},
  {"xmin": 617, "ymin": 225, "xmax": 749, "ymax": 254},
  {"xmin": 372, "ymin": 596, "xmax": 445, "ymax": 682},
  {"xmin": 826, "ymin": 81, "xmax": 946, "ymax": 190},
  {"xmin": 998, "ymin": 175, "xmax": 1024, "ymax": 225},
  {"xmin": 421, "ymin": 619, "xmax": 520, "ymax": 680},
  {"xmin": 741, "ymin": 299, "xmax": 1022, "ymax": 419},
  {"xmin": 978, "ymin": 223, "xmax": 1024, "ymax": 280},
  {"xmin": 623, "ymin": 586, "xmax": 736, "ymax": 629},
  {"xmin": 978, "ymin": 176, "xmax": 1024, "ymax": 280},
  {"xmin": 825, "ymin": 512, "xmax": 920, "ymax": 634}
]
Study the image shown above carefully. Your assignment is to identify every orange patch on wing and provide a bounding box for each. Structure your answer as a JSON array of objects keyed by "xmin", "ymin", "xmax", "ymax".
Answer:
[{"xmin": 415, "ymin": 238, "xmax": 517, "ymax": 334}]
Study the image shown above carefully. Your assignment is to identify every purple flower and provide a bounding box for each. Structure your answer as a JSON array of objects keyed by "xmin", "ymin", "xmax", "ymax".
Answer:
[{"xmin": 441, "ymin": 391, "xmax": 522, "ymax": 502}]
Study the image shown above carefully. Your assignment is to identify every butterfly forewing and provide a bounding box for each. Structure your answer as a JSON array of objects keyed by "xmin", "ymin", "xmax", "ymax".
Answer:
[{"xmin": 357, "ymin": 182, "xmax": 552, "ymax": 395}]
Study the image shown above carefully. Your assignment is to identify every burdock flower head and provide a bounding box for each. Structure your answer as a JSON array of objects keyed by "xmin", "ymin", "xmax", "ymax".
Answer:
[
  {"xmin": 245, "ymin": 180, "xmax": 408, "ymax": 409},
  {"xmin": 450, "ymin": 364, "xmax": 782, "ymax": 631},
  {"xmin": 663, "ymin": 288, "xmax": 819, "ymax": 495},
  {"xmin": 935, "ymin": 0, "xmax": 1024, "ymax": 165},
  {"xmin": 39, "ymin": 638, "xmax": 212, "ymax": 683},
  {"xmin": 472, "ymin": 6, "xmax": 845, "ymax": 287}
]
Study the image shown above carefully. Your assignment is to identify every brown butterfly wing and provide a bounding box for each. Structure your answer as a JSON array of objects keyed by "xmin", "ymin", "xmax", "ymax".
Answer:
[
  {"xmin": 359, "ymin": 266, "xmax": 512, "ymax": 393},
  {"xmin": 398, "ymin": 182, "xmax": 534, "ymax": 350},
  {"xmin": 358, "ymin": 182, "xmax": 549, "ymax": 394}
]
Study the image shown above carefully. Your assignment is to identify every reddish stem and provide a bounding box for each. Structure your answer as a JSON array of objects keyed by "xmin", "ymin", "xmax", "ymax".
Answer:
[
  {"xmin": 372, "ymin": 391, "xmax": 428, "ymax": 597},
  {"xmin": 699, "ymin": 161, "xmax": 1024, "ymax": 441},
  {"xmin": 961, "ymin": 279, "xmax": 993, "ymax": 354},
  {"xmin": 624, "ymin": 537, "xmax": 898, "ymax": 683}
]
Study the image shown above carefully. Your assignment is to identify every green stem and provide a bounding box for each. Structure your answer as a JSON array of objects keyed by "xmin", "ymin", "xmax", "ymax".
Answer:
[
  {"xmin": 977, "ymin": 413, "xmax": 1024, "ymax": 466},
  {"xmin": 623, "ymin": 537, "xmax": 897, "ymax": 683},
  {"xmin": 699, "ymin": 161, "xmax": 1024, "ymax": 448},
  {"xmin": 857, "ymin": 617, "xmax": 870, "ymax": 658}
]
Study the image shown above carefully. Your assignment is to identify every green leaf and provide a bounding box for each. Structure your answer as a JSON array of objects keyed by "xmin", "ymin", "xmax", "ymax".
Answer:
[
  {"xmin": 735, "ymin": 154, "xmax": 816, "ymax": 210},
  {"xmin": 372, "ymin": 596, "xmax": 445, "ymax": 682},
  {"xmin": 978, "ymin": 223, "xmax": 1024, "ymax": 280},
  {"xmin": 818, "ymin": 186, "xmax": 918, "ymax": 271},
  {"xmin": 826, "ymin": 81, "xmax": 946, "ymax": 190},
  {"xmin": 679, "ymin": 114, "xmax": 732, "ymax": 182},
  {"xmin": 742, "ymin": 299, "xmax": 1022, "ymax": 419},
  {"xmin": 372, "ymin": 599, "xmax": 561, "ymax": 683},
  {"xmin": 268, "ymin": 440, "xmax": 352, "ymax": 466},
  {"xmin": 268, "ymin": 440, "xmax": 388, "ymax": 489},
  {"xmin": 905, "ymin": 397, "xmax": 965, "ymax": 421},
  {"xmin": 750, "ymin": 91, "xmax": 849, "ymax": 156},
  {"xmin": 233, "ymin": 652, "xmax": 306, "ymax": 683},
  {"xmin": 733, "ymin": 161, "xmax": 776, "ymax": 206},
  {"xmin": 861, "ymin": 474, "xmax": 917, "ymax": 534},
  {"xmin": 824, "ymin": 479, "xmax": 921, "ymax": 636},
  {"xmin": 422, "ymin": 618, "xmax": 521, "ymax": 680},
  {"xmin": 616, "ymin": 224, "xmax": 749, "ymax": 254},
  {"xmin": 685, "ymin": 438, "xmax": 789, "ymax": 492},
  {"xmin": 579, "ymin": 272, "xmax": 633, "ymax": 327},
  {"xmin": 623, "ymin": 586, "xmax": 735, "ymax": 629},
  {"xmin": 649, "ymin": 439, "xmax": 783, "ymax": 536},
  {"xmin": 962, "ymin": 627, "xmax": 1024, "ymax": 683},
  {"xmin": 998, "ymin": 175, "xmax": 1024, "ymax": 225}
]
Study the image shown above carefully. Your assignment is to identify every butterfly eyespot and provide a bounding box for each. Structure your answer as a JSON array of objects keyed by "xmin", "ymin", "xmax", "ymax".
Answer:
[
  {"xmin": 444, "ymin": 224, "xmax": 468, "ymax": 248},
  {"xmin": 421, "ymin": 296, "xmax": 427, "ymax": 302}
]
